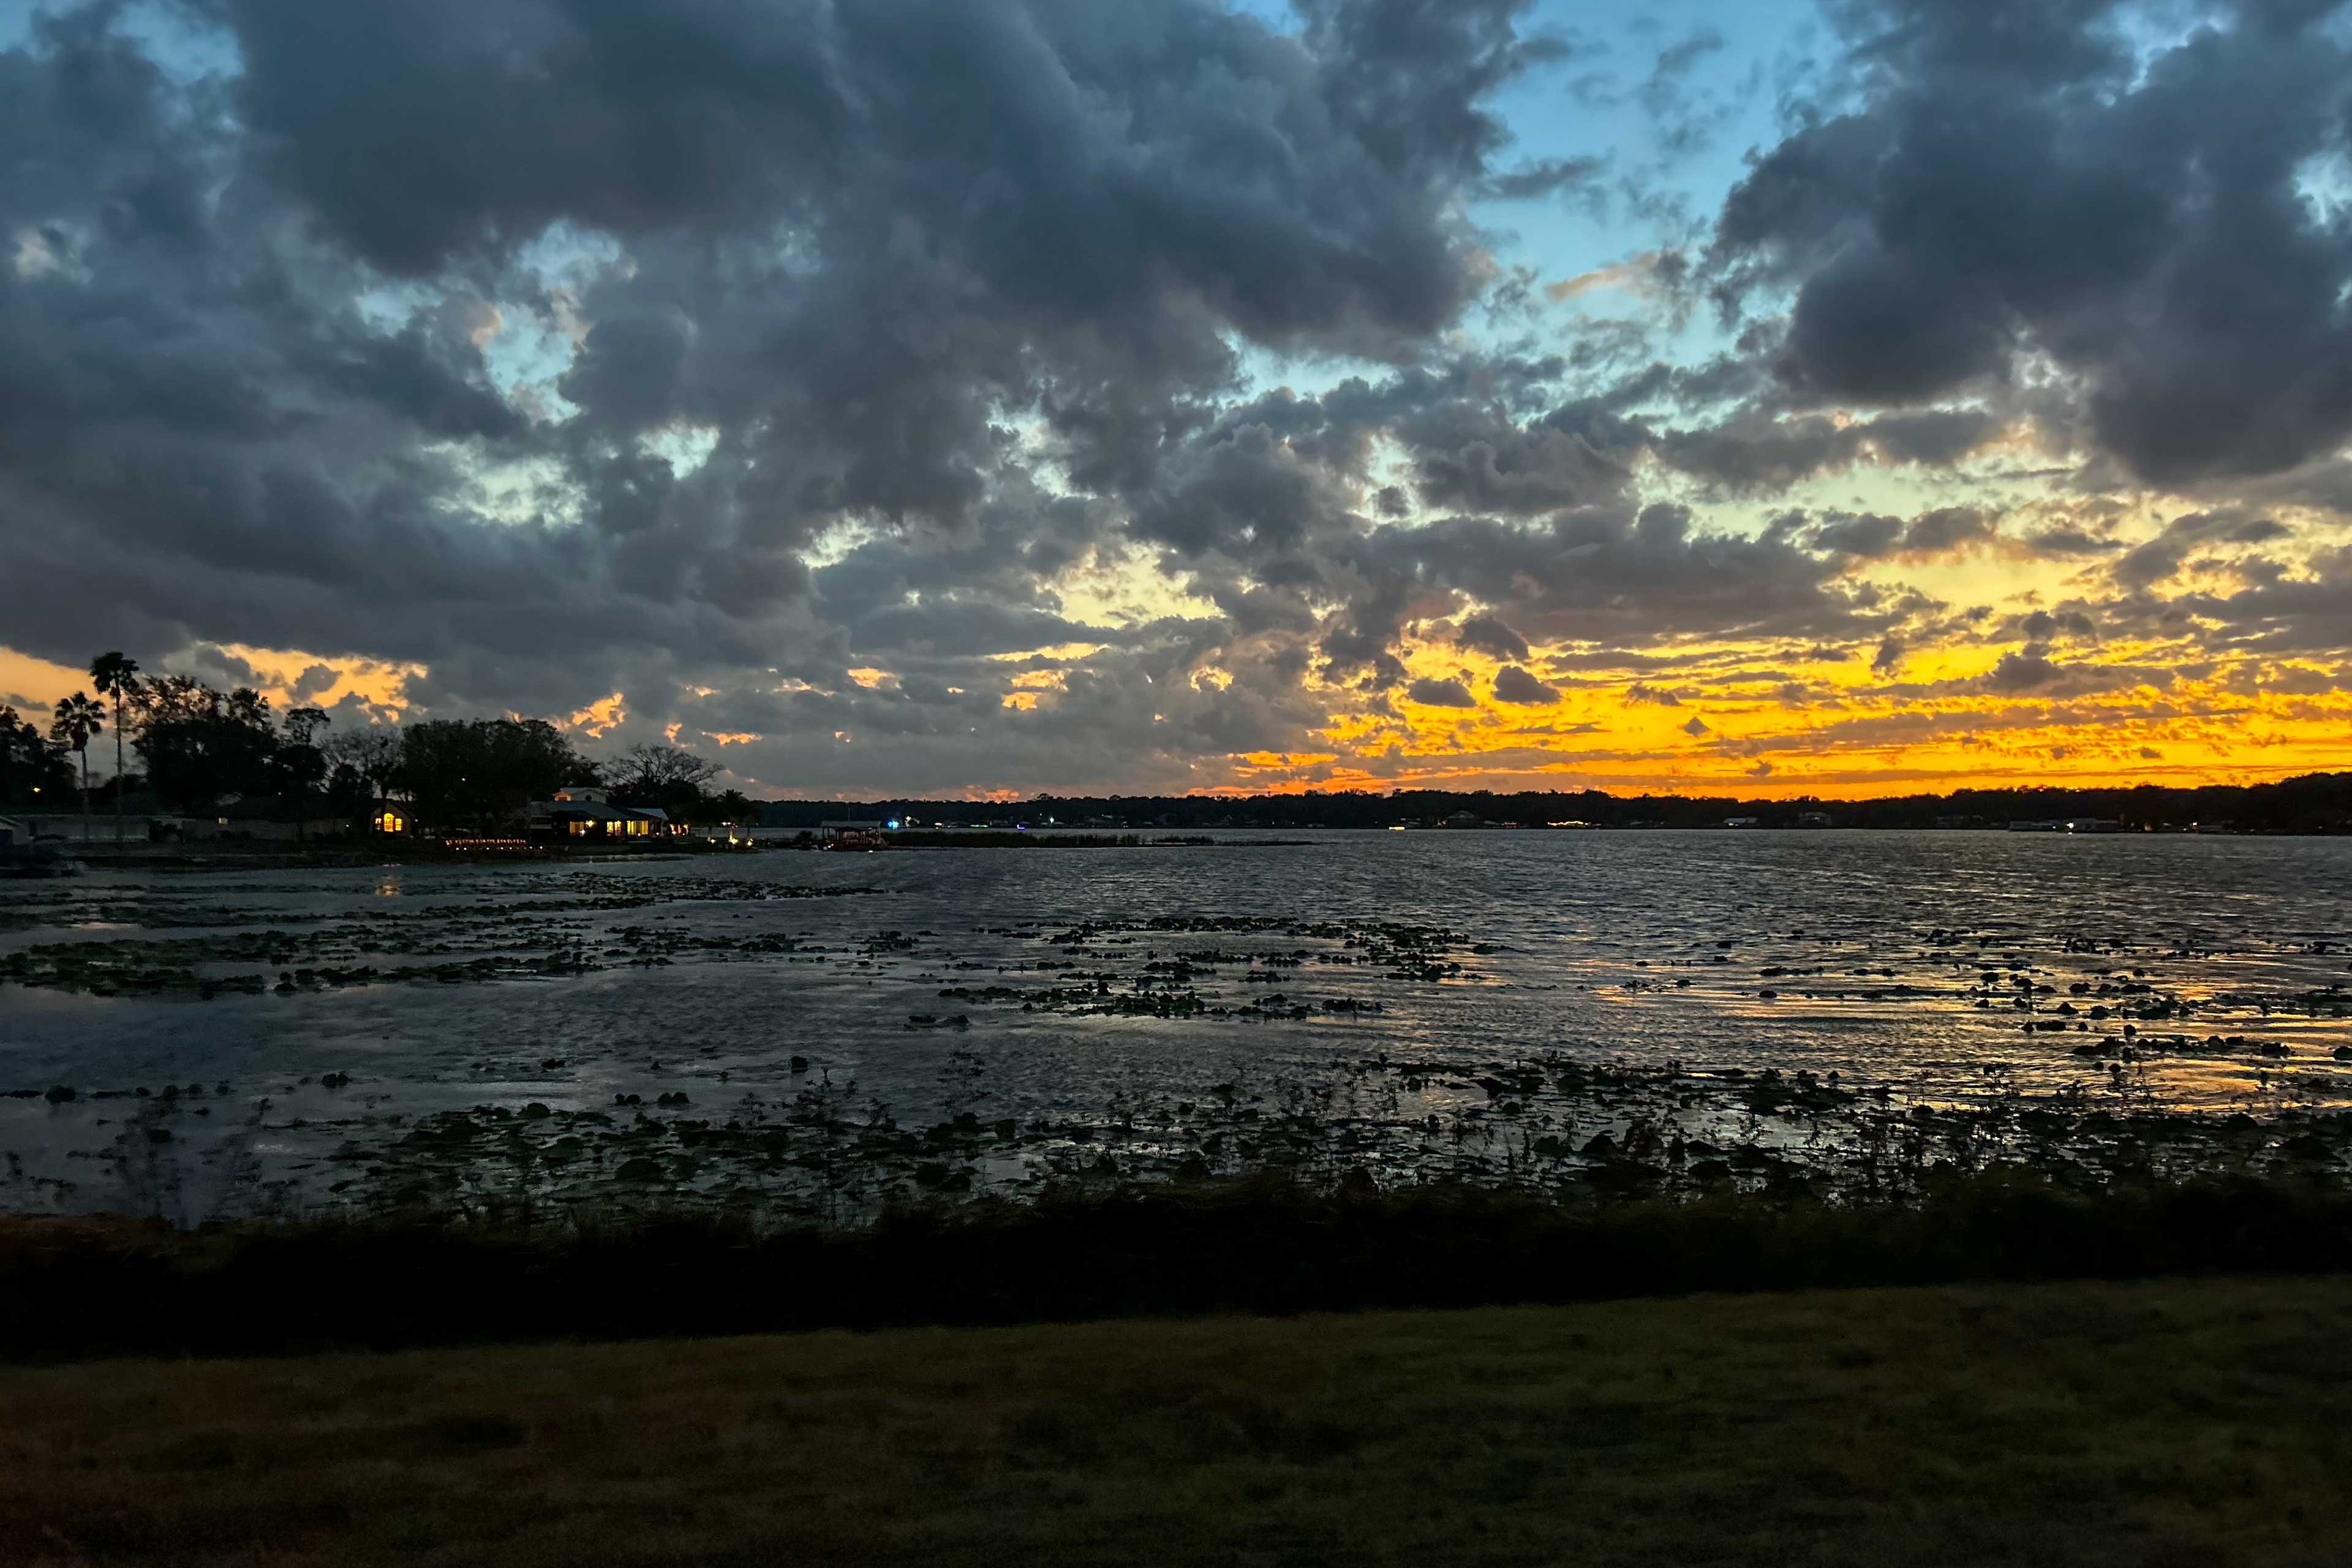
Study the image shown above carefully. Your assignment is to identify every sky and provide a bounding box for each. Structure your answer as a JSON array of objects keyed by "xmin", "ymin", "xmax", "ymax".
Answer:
[{"xmin": 4, "ymin": 0, "xmax": 2352, "ymax": 801}]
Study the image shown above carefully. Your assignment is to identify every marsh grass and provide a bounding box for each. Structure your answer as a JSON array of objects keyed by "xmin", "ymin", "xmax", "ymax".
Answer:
[
  {"xmin": 6, "ymin": 1172, "xmax": 2352, "ymax": 1361},
  {"xmin": 5, "ymin": 1276, "xmax": 2350, "ymax": 1566}
]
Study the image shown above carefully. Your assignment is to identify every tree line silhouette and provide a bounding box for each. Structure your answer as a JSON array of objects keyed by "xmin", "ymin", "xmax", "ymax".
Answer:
[
  {"xmin": 2, "ymin": 653, "xmax": 752, "ymax": 835},
  {"xmin": 755, "ymin": 775, "xmax": 2352, "ymax": 834}
]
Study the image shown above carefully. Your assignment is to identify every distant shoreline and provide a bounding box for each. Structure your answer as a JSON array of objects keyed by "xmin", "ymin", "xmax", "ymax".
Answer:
[
  {"xmin": 26, "ymin": 820, "xmax": 2349, "ymax": 878},
  {"xmin": 745, "ymin": 769, "xmax": 2352, "ymax": 835},
  {"xmin": 33, "ymin": 833, "xmax": 1313, "ymax": 870}
]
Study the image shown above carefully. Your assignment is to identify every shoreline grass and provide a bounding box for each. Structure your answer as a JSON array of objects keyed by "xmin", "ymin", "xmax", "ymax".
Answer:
[
  {"xmin": 6, "ymin": 1275, "xmax": 2350, "ymax": 1566},
  {"xmin": 8, "ymin": 1171, "xmax": 2352, "ymax": 1363}
]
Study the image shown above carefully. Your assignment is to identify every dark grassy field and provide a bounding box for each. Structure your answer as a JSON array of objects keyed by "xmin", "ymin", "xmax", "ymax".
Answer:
[
  {"xmin": 10, "ymin": 1174, "xmax": 2352, "ymax": 1361},
  {"xmin": 7, "ymin": 1275, "xmax": 2350, "ymax": 1567}
]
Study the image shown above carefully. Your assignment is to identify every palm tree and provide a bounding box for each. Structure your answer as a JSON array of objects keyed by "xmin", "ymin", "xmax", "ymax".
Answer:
[
  {"xmin": 49, "ymin": 693, "xmax": 104, "ymax": 837},
  {"xmin": 89, "ymin": 652, "xmax": 140, "ymax": 847}
]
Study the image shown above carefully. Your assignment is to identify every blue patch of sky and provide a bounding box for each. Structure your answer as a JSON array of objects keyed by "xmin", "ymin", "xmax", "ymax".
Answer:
[
  {"xmin": 1482, "ymin": 0, "xmax": 1817, "ymax": 276},
  {"xmin": 1471, "ymin": 0, "xmax": 1823, "ymax": 369},
  {"xmin": 0, "ymin": 1, "xmax": 47, "ymax": 50},
  {"xmin": 1, "ymin": 0, "xmax": 241, "ymax": 78},
  {"xmin": 1242, "ymin": 0, "xmax": 1825, "ymax": 410}
]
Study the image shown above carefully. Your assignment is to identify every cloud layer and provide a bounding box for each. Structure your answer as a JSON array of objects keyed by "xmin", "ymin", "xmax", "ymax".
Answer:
[{"xmin": 3, "ymin": 0, "xmax": 2351, "ymax": 796}]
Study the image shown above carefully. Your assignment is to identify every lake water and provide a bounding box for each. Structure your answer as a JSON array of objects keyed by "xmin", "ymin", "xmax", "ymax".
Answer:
[{"xmin": 4, "ymin": 831, "xmax": 2350, "ymax": 1221}]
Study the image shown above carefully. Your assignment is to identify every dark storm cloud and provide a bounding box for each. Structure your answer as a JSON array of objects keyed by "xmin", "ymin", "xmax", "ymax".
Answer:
[
  {"xmin": 219, "ymin": 0, "xmax": 837, "ymax": 274},
  {"xmin": 1404, "ymin": 676, "xmax": 1477, "ymax": 707},
  {"xmin": 224, "ymin": 0, "xmax": 1542, "ymax": 349},
  {"xmin": 2016, "ymin": 609, "xmax": 2098, "ymax": 644},
  {"xmin": 2019, "ymin": 524, "xmax": 2124, "ymax": 557},
  {"xmin": 557, "ymin": 309, "xmax": 699, "ymax": 437},
  {"xmin": 1130, "ymin": 344, "xmax": 1956, "ymax": 693},
  {"xmin": 1983, "ymin": 646, "xmax": 2068, "ymax": 693},
  {"xmin": 1330, "ymin": 499, "xmax": 1890, "ymax": 671},
  {"xmin": 1900, "ymin": 507, "xmax": 1994, "ymax": 556},
  {"xmin": 1808, "ymin": 511, "xmax": 1905, "ymax": 559},
  {"xmin": 1131, "ymin": 423, "xmax": 1358, "ymax": 560},
  {"xmin": 1490, "ymin": 665, "xmax": 1559, "ymax": 704},
  {"xmin": 2110, "ymin": 509, "xmax": 2293, "ymax": 589},
  {"xmin": 1400, "ymin": 399, "xmax": 1645, "ymax": 514},
  {"xmin": 1710, "ymin": 0, "xmax": 2352, "ymax": 484},
  {"xmin": 0, "ymin": 0, "xmax": 1588, "ymax": 786},
  {"xmin": 1455, "ymin": 613, "xmax": 1532, "ymax": 663},
  {"xmin": 1209, "ymin": 347, "xmax": 2008, "ymax": 543},
  {"xmin": 1954, "ymin": 606, "xmax": 2183, "ymax": 699},
  {"xmin": 1641, "ymin": 405, "xmax": 2002, "ymax": 492},
  {"xmin": 1863, "ymin": 408, "xmax": 2002, "ymax": 467},
  {"xmin": 2130, "ymin": 541, "xmax": 2352, "ymax": 656},
  {"xmin": 1653, "ymin": 413, "xmax": 1868, "ymax": 493}
]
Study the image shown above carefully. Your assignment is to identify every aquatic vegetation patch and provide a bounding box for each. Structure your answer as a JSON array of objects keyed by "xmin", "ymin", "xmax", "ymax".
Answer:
[
  {"xmin": 59, "ymin": 1049, "xmax": 2335, "ymax": 1229},
  {"xmin": 0, "ymin": 877, "xmax": 880, "ymax": 998}
]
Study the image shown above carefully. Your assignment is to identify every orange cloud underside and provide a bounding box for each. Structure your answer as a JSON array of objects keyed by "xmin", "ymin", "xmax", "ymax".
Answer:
[
  {"xmin": 0, "ymin": 647, "xmax": 89, "ymax": 709},
  {"xmin": 11, "ymin": 614, "xmax": 2348, "ymax": 801},
  {"xmin": 1212, "ymin": 641, "xmax": 2352, "ymax": 799},
  {"xmin": 2, "ymin": 644, "xmax": 419, "ymax": 715}
]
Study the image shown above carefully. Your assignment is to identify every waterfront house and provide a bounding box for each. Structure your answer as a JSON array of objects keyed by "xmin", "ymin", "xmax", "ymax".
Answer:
[{"xmin": 527, "ymin": 786, "xmax": 680, "ymax": 842}]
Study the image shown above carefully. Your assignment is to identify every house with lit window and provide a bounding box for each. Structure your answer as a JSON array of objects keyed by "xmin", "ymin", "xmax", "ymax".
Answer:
[{"xmin": 526, "ymin": 786, "xmax": 680, "ymax": 843}]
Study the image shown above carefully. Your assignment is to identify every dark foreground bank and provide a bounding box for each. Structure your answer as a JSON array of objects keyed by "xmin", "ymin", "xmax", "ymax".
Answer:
[
  {"xmin": 7, "ymin": 1276, "xmax": 2349, "ymax": 1567},
  {"xmin": 8, "ymin": 1173, "xmax": 2352, "ymax": 1362}
]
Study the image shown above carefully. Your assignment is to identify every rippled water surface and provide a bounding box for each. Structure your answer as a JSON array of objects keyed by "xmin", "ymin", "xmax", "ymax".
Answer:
[{"xmin": 5, "ymin": 831, "xmax": 2350, "ymax": 1218}]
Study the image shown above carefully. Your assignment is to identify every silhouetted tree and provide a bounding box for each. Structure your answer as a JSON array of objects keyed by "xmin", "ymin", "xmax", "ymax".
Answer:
[
  {"xmin": 276, "ymin": 706, "xmax": 330, "ymax": 792},
  {"xmin": 277, "ymin": 707, "xmax": 331, "ymax": 843},
  {"xmin": 0, "ymin": 706, "xmax": 70, "ymax": 810},
  {"xmin": 606, "ymin": 742, "xmax": 723, "ymax": 821},
  {"xmin": 88, "ymin": 652, "xmax": 139, "ymax": 844},
  {"xmin": 134, "ymin": 681, "xmax": 285, "ymax": 813},
  {"xmin": 281, "ymin": 706, "xmax": 330, "ymax": 747},
  {"xmin": 48, "ymin": 693, "xmax": 103, "ymax": 829},
  {"xmin": 323, "ymin": 725, "xmax": 405, "ymax": 829},
  {"xmin": 399, "ymin": 718, "xmax": 587, "ymax": 829}
]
